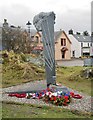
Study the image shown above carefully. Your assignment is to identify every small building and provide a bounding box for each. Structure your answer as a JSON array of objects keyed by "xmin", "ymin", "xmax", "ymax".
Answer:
[
  {"xmin": 55, "ymin": 30, "xmax": 71, "ymax": 60},
  {"xmin": 68, "ymin": 33, "xmax": 81, "ymax": 58},
  {"xmin": 33, "ymin": 30, "xmax": 72, "ymax": 60},
  {"xmin": 30, "ymin": 30, "xmax": 42, "ymax": 44},
  {"xmin": 68, "ymin": 30, "xmax": 91, "ymax": 58},
  {"xmin": 73, "ymin": 34, "xmax": 91, "ymax": 57}
]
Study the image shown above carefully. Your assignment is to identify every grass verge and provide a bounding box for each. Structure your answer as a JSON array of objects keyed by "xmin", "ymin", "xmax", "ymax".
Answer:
[
  {"xmin": 2, "ymin": 101, "xmax": 92, "ymax": 119},
  {"xmin": 56, "ymin": 66, "xmax": 92, "ymax": 96}
]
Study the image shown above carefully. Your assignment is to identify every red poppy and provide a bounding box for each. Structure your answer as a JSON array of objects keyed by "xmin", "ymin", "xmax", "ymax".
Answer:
[
  {"xmin": 38, "ymin": 93, "xmax": 42, "ymax": 99},
  {"xmin": 50, "ymin": 96, "xmax": 54, "ymax": 101},
  {"xmin": 72, "ymin": 94, "xmax": 82, "ymax": 99},
  {"xmin": 8, "ymin": 93, "xmax": 16, "ymax": 97},
  {"xmin": 70, "ymin": 92, "xmax": 74, "ymax": 96},
  {"xmin": 16, "ymin": 93, "xmax": 26, "ymax": 98},
  {"xmin": 64, "ymin": 96, "xmax": 68, "ymax": 100},
  {"xmin": 64, "ymin": 96, "xmax": 69, "ymax": 103},
  {"xmin": 53, "ymin": 96, "xmax": 57, "ymax": 101}
]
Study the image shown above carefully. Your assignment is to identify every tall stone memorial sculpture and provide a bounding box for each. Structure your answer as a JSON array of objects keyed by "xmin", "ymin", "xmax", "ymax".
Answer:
[{"xmin": 33, "ymin": 12, "xmax": 56, "ymax": 87}]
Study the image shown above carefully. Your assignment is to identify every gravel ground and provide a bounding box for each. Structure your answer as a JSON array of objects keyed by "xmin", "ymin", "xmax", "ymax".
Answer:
[{"xmin": 1, "ymin": 80, "xmax": 93, "ymax": 113}]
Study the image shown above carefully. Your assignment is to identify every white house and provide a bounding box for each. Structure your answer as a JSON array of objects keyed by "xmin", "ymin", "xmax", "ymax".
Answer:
[
  {"xmin": 73, "ymin": 34, "xmax": 91, "ymax": 57},
  {"xmin": 67, "ymin": 30, "xmax": 92, "ymax": 58},
  {"xmin": 68, "ymin": 34, "xmax": 81, "ymax": 58}
]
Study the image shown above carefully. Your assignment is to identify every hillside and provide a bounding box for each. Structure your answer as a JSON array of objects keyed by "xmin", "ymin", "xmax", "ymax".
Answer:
[{"xmin": 1, "ymin": 50, "xmax": 45, "ymax": 88}]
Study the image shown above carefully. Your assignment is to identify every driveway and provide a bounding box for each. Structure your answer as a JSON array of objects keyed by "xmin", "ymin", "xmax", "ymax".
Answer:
[{"xmin": 57, "ymin": 59, "xmax": 84, "ymax": 67}]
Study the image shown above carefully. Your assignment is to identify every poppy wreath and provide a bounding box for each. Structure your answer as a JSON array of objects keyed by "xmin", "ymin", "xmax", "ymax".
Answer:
[
  {"xmin": 8, "ymin": 89, "xmax": 82, "ymax": 106},
  {"xmin": 43, "ymin": 94, "xmax": 72, "ymax": 106},
  {"xmin": 8, "ymin": 93, "xmax": 26, "ymax": 98},
  {"xmin": 72, "ymin": 94, "xmax": 82, "ymax": 99},
  {"xmin": 70, "ymin": 92, "xmax": 82, "ymax": 99}
]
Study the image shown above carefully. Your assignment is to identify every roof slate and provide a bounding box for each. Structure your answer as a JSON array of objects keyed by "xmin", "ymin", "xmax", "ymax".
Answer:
[
  {"xmin": 73, "ymin": 34, "xmax": 91, "ymax": 42},
  {"xmin": 54, "ymin": 31, "xmax": 62, "ymax": 41},
  {"xmin": 54, "ymin": 31, "xmax": 71, "ymax": 43}
]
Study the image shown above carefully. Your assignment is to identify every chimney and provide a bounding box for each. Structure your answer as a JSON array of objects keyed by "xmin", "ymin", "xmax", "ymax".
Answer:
[
  {"xmin": 76, "ymin": 32, "xmax": 81, "ymax": 35},
  {"xmin": 68, "ymin": 29, "xmax": 73, "ymax": 35},
  {"xmin": 3, "ymin": 19, "xmax": 9, "ymax": 28}
]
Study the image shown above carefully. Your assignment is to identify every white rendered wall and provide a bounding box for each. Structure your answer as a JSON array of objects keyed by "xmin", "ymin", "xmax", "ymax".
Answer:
[
  {"xmin": 68, "ymin": 35, "xmax": 81, "ymax": 58},
  {"xmin": 83, "ymin": 42, "xmax": 89, "ymax": 47}
]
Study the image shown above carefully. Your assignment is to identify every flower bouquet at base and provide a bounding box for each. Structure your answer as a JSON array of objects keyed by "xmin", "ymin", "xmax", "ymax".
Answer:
[{"xmin": 43, "ymin": 91, "xmax": 72, "ymax": 106}]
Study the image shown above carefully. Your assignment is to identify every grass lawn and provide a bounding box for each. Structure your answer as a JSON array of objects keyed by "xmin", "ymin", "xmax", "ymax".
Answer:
[
  {"xmin": 56, "ymin": 66, "xmax": 92, "ymax": 96},
  {"xmin": 2, "ymin": 101, "xmax": 92, "ymax": 119},
  {"xmin": 1, "ymin": 63, "xmax": 92, "ymax": 96}
]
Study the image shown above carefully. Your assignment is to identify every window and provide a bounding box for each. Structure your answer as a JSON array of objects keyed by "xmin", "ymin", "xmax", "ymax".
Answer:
[
  {"xmin": 62, "ymin": 51, "xmax": 65, "ymax": 58},
  {"xmin": 61, "ymin": 38, "xmax": 66, "ymax": 46},
  {"xmin": 88, "ymin": 43, "xmax": 89, "ymax": 47},
  {"xmin": 72, "ymin": 51, "xmax": 75, "ymax": 57},
  {"xmin": 81, "ymin": 43, "xmax": 83, "ymax": 47},
  {"xmin": 90, "ymin": 43, "xmax": 92, "ymax": 46},
  {"xmin": 61, "ymin": 38, "xmax": 63, "ymax": 46},
  {"xmin": 64, "ymin": 39, "xmax": 66, "ymax": 46}
]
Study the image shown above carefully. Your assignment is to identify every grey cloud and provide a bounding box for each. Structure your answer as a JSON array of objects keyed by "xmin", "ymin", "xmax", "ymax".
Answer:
[
  {"xmin": 0, "ymin": 4, "xmax": 91, "ymax": 32},
  {"xmin": 55, "ymin": 8, "xmax": 91, "ymax": 33},
  {"xmin": 0, "ymin": 4, "xmax": 36, "ymax": 28}
]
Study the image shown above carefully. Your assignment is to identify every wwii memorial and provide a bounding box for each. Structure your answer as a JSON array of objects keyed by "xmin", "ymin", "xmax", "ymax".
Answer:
[
  {"xmin": 33, "ymin": 12, "xmax": 56, "ymax": 87},
  {"xmin": 1, "ymin": 1, "xmax": 93, "ymax": 118}
]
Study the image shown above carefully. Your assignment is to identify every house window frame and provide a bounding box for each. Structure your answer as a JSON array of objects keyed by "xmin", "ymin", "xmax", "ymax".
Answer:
[
  {"xmin": 61, "ymin": 38, "xmax": 66, "ymax": 46},
  {"xmin": 61, "ymin": 38, "xmax": 63, "ymax": 46},
  {"xmin": 81, "ymin": 42, "xmax": 83, "ymax": 47},
  {"xmin": 72, "ymin": 50, "xmax": 75, "ymax": 57},
  {"xmin": 88, "ymin": 43, "xmax": 89, "ymax": 47}
]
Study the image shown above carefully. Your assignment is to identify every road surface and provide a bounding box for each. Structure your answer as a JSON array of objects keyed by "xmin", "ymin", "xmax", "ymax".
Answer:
[{"xmin": 57, "ymin": 59, "xmax": 84, "ymax": 67}]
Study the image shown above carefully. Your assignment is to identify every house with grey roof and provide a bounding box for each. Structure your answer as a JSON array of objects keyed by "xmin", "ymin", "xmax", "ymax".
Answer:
[
  {"xmin": 68, "ymin": 30, "xmax": 92, "ymax": 58},
  {"xmin": 35, "ymin": 30, "xmax": 72, "ymax": 60},
  {"xmin": 68, "ymin": 34, "xmax": 81, "ymax": 58},
  {"xmin": 73, "ymin": 34, "xmax": 91, "ymax": 57}
]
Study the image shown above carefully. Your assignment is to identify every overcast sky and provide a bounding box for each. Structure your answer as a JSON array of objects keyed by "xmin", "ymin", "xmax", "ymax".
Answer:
[{"xmin": 0, "ymin": 0, "xmax": 92, "ymax": 33}]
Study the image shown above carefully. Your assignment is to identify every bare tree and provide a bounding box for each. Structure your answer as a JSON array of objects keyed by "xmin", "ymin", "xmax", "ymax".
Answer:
[{"xmin": 2, "ymin": 26, "xmax": 31, "ymax": 53}]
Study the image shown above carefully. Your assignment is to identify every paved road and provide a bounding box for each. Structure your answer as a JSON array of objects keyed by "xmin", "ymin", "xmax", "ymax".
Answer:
[{"xmin": 57, "ymin": 59, "xmax": 84, "ymax": 67}]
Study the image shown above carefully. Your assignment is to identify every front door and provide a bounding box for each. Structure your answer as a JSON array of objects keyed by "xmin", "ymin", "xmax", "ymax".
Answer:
[{"xmin": 62, "ymin": 51, "xmax": 65, "ymax": 59}]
